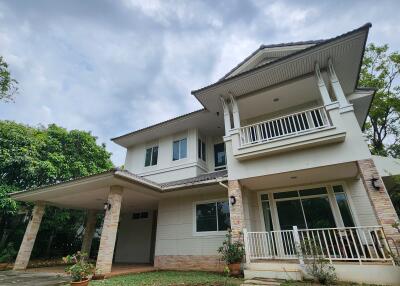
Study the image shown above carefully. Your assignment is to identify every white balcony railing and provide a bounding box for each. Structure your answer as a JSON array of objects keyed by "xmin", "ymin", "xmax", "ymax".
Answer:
[
  {"xmin": 243, "ymin": 226, "xmax": 393, "ymax": 264},
  {"xmin": 240, "ymin": 106, "xmax": 330, "ymax": 146}
]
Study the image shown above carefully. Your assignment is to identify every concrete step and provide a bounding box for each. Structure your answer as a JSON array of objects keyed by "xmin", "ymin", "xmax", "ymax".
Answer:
[
  {"xmin": 241, "ymin": 277, "xmax": 283, "ymax": 285},
  {"xmin": 244, "ymin": 269, "xmax": 302, "ymax": 281}
]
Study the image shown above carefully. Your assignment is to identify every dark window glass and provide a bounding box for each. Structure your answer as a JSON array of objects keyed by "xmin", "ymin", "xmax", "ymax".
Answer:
[
  {"xmin": 173, "ymin": 140, "xmax": 180, "ymax": 161},
  {"xmin": 274, "ymin": 191, "xmax": 298, "ymax": 199},
  {"xmin": 302, "ymin": 197, "xmax": 336, "ymax": 228},
  {"xmin": 276, "ymin": 199, "xmax": 306, "ymax": 230},
  {"xmin": 260, "ymin": 194, "xmax": 269, "ymax": 201},
  {"xmin": 196, "ymin": 203, "xmax": 217, "ymax": 232},
  {"xmin": 333, "ymin": 185, "xmax": 344, "ymax": 193},
  {"xmin": 214, "ymin": 143, "xmax": 226, "ymax": 170},
  {"xmin": 145, "ymin": 146, "xmax": 158, "ymax": 167},
  {"xmin": 262, "ymin": 201, "xmax": 273, "ymax": 231},
  {"xmin": 217, "ymin": 201, "xmax": 230, "ymax": 231},
  {"xmin": 140, "ymin": 212, "xmax": 149, "ymax": 219},
  {"xmin": 198, "ymin": 139, "xmax": 206, "ymax": 161},
  {"xmin": 336, "ymin": 193, "xmax": 355, "ymax": 227},
  {"xmin": 151, "ymin": 146, "xmax": 158, "ymax": 166},
  {"xmin": 145, "ymin": 148, "xmax": 152, "ymax": 167},
  {"xmin": 196, "ymin": 201, "xmax": 230, "ymax": 232},
  {"xmin": 299, "ymin": 187, "xmax": 327, "ymax": 197}
]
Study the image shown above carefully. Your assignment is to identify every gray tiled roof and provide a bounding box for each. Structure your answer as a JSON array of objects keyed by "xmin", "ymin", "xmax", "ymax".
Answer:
[{"xmin": 160, "ymin": 170, "xmax": 228, "ymax": 188}]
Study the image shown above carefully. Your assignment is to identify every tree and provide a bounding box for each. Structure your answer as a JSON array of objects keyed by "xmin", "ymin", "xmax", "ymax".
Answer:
[
  {"xmin": 0, "ymin": 121, "xmax": 113, "ymax": 258},
  {"xmin": 0, "ymin": 57, "xmax": 18, "ymax": 102},
  {"xmin": 359, "ymin": 43, "xmax": 400, "ymax": 157}
]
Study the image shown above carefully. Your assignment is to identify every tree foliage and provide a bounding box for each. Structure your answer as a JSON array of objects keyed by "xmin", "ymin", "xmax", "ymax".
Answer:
[
  {"xmin": 359, "ymin": 43, "xmax": 400, "ymax": 157},
  {"xmin": 0, "ymin": 57, "xmax": 18, "ymax": 102},
  {"xmin": 0, "ymin": 121, "xmax": 113, "ymax": 258}
]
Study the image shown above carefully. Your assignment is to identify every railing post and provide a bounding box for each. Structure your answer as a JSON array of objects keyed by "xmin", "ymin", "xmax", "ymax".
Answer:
[
  {"xmin": 293, "ymin": 226, "xmax": 304, "ymax": 265},
  {"xmin": 243, "ymin": 228, "xmax": 251, "ymax": 264}
]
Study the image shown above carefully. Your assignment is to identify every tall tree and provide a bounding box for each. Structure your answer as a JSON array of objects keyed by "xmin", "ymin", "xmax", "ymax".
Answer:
[
  {"xmin": 0, "ymin": 57, "xmax": 18, "ymax": 102},
  {"xmin": 359, "ymin": 43, "xmax": 400, "ymax": 157},
  {"xmin": 0, "ymin": 121, "xmax": 113, "ymax": 258}
]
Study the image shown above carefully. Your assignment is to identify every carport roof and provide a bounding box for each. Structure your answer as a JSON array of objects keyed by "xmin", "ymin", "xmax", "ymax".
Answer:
[{"xmin": 10, "ymin": 168, "xmax": 228, "ymax": 202}]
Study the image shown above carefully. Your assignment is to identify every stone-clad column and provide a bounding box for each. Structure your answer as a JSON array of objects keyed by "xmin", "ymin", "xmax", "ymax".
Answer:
[
  {"xmin": 14, "ymin": 202, "xmax": 45, "ymax": 270},
  {"xmin": 96, "ymin": 186, "xmax": 123, "ymax": 274},
  {"xmin": 81, "ymin": 210, "xmax": 97, "ymax": 256},
  {"xmin": 228, "ymin": 180, "xmax": 245, "ymax": 241},
  {"xmin": 357, "ymin": 159, "xmax": 400, "ymax": 251}
]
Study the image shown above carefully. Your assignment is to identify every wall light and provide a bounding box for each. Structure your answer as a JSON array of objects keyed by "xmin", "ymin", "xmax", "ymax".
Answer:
[
  {"xmin": 371, "ymin": 177, "xmax": 381, "ymax": 191},
  {"xmin": 230, "ymin": 195, "xmax": 236, "ymax": 205},
  {"xmin": 104, "ymin": 202, "xmax": 111, "ymax": 211}
]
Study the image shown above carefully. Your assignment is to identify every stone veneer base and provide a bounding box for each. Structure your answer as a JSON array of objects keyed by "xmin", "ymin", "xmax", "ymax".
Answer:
[{"xmin": 154, "ymin": 255, "xmax": 225, "ymax": 272}]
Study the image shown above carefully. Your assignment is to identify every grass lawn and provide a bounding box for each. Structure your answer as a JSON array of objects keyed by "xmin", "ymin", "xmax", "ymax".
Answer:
[{"xmin": 91, "ymin": 271, "xmax": 243, "ymax": 286}]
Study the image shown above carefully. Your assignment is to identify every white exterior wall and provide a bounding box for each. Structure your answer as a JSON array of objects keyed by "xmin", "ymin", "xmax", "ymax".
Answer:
[
  {"xmin": 243, "ymin": 189, "xmax": 262, "ymax": 232},
  {"xmin": 155, "ymin": 191, "xmax": 227, "ymax": 256},
  {"xmin": 124, "ymin": 128, "xmax": 223, "ymax": 184},
  {"xmin": 346, "ymin": 178, "xmax": 379, "ymax": 226},
  {"xmin": 114, "ymin": 212, "xmax": 154, "ymax": 263},
  {"xmin": 225, "ymin": 108, "xmax": 372, "ymax": 180}
]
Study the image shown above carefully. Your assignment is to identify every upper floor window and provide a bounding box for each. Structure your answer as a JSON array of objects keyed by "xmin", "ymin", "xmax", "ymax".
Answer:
[
  {"xmin": 198, "ymin": 139, "xmax": 206, "ymax": 161},
  {"xmin": 145, "ymin": 146, "xmax": 158, "ymax": 167},
  {"xmin": 173, "ymin": 138, "xmax": 187, "ymax": 161},
  {"xmin": 214, "ymin": 143, "xmax": 226, "ymax": 170}
]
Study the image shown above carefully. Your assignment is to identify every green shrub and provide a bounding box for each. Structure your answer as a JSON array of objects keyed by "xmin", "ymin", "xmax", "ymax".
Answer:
[
  {"xmin": 217, "ymin": 230, "xmax": 245, "ymax": 264},
  {"xmin": 0, "ymin": 242, "xmax": 17, "ymax": 263}
]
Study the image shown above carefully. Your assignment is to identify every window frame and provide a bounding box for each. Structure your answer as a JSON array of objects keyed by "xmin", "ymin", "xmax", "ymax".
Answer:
[
  {"xmin": 193, "ymin": 198, "xmax": 230, "ymax": 236},
  {"xmin": 172, "ymin": 138, "xmax": 187, "ymax": 161},
  {"xmin": 258, "ymin": 181, "xmax": 358, "ymax": 231},
  {"xmin": 214, "ymin": 142, "xmax": 226, "ymax": 170},
  {"xmin": 144, "ymin": 145, "xmax": 158, "ymax": 167},
  {"xmin": 198, "ymin": 138, "xmax": 206, "ymax": 161}
]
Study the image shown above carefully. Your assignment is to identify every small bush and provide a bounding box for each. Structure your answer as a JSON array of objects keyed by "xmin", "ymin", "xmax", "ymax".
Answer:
[{"xmin": 0, "ymin": 242, "xmax": 17, "ymax": 263}]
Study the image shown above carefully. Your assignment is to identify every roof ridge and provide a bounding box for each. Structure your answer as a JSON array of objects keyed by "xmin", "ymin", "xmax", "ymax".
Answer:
[{"xmin": 193, "ymin": 22, "xmax": 372, "ymax": 95}]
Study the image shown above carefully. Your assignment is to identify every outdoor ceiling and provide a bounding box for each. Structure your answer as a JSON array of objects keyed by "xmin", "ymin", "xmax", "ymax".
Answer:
[
  {"xmin": 237, "ymin": 75, "xmax": 321, "ymax": 121},
  {"xmin": 240, "ymin": 162, "xmax": 359, "ymax": 191}
]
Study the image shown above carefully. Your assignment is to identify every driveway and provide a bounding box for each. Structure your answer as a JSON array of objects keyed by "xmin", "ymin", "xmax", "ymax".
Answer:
[{"xmin": 0, "ymin": 270, "xmax": 70, "ymax": 286}]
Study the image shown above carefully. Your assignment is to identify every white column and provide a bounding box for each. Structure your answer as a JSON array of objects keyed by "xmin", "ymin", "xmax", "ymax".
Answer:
[
  {"xmin": 328, "ymin": 58, "xmax": 350, "ymax": 108},
  {"xmin": 14, "ymin": 203, "xmax": 45, "ymax": 270},
  {"xmin": 229, "ymin": 93, "xmax": 241, "ymax": 129},
  {"xmin": 314, "ymin": 62, "xmax": 333, "ymax": 106},
  {"xmin": 96, "ymin": 186, "xmax": 123, "ymax": 274},
  {"xmin": 220, "ymin": 96, "xmax": 232, "ymax": 135}
]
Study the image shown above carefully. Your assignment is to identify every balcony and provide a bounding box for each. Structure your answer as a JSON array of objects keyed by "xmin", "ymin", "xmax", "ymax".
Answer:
[
  {"xmin": 227, "ymin": 105, "xmax": 346, "ymax": 160},
  {"xmin": 240, "ymin": 106, "xmax": 330, "ymax": 146}
]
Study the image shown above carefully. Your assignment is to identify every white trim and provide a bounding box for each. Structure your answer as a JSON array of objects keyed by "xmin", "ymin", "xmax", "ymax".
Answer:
[
  {"xmin": 192, "ymin": 198, "xmax": 229, "ymax": 237},
  {"xmin": 256, "ymin": 181, "xmax": 358, "ymax": 231}
]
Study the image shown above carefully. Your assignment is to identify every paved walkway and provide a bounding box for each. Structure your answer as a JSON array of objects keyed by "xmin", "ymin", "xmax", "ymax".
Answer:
[{"xmin": 0, "ymin": 270, "xmax": 70, "ymax": 286}]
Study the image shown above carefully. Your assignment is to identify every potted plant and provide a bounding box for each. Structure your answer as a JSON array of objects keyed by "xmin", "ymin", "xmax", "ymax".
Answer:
[
  {"xmin": 217, "ymin": 230, "xmax": 245, "ymax": 276},
  {"xmin": 63, "ymin": 251, "xmax": 94, "ymax": 286}
]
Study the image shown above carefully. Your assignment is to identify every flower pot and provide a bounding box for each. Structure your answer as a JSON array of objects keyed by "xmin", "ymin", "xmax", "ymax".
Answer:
[
  {"xmin": 70, "ymin": 279, "xmax": 90, "ymax": 286},
  {"xmin": 228, "ymin": 263, "xmax": 241, "ymax": 276}
]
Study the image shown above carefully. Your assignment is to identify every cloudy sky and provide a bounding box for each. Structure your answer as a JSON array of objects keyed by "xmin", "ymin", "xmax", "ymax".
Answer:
[{"xmin": 1, "ymin": 0, "xmax": 399, "ymax": 165}]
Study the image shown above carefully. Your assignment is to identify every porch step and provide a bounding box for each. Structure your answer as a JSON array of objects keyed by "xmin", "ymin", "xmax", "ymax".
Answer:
[{"xmin": 241, "ymin": 277, "xmax": 283, "ymax": 286}]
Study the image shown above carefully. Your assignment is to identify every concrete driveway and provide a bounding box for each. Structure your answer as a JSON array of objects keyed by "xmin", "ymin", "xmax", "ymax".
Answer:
[{"xmin": 0, "ymin": 270, "xmax": 70, "ymax": 286}]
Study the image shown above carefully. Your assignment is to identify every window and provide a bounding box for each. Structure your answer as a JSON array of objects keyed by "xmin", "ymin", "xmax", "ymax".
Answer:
[
  {"xmin": 333, "ymin": 185, "xmax": 355, "ymax": 227},
  {"xmin": 198, "ymin": 139, "xmax": 206, "ymax": 161},
  {"xmin": 195, "ymin": 200, "xmax": 230, "ymax": 233},
  {"xmin": 214, "ymin": 143, "xmax": 226, "ymax": 170},
  {"xmin": 173, "ymin": 138, "xmax": 187, "ymax": 161},
  {"xmin": 260, "ymin": 194, "xmax": 273, "ymax": 231},
  {"xmin": 145, "ymin": 146, "xmax": 158, "ymax": 167},
  {"xmin": 274, "ymin": 187, "xmax": 336, "ymax": 230},
  {"xmin": 132, "ymin": 212, "xmax": 149, "ymax": 220}
]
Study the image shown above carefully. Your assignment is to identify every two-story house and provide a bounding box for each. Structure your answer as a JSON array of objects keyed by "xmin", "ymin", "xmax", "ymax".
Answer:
[{"xmin": 10, "ymin": 23, "xmax": 400, "ymax": 284}]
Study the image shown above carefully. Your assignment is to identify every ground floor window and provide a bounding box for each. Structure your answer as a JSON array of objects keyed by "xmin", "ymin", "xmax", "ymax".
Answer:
[
  {"xmin": 261, "ymin": 184, "xmax": 355, "ymax": 231},
  {"xmin": 195, "ymin": 200, "xmax": 230, "ymax": 233}
]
